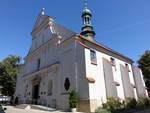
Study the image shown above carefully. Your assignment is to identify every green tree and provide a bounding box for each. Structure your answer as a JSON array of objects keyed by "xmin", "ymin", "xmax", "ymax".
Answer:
[
  {"xmin": 0, "ymin": 55, "xmax": 22, "ymax": 96},
  {"xmin": 138, "ymin": 50, "xmax": 150, "ymax": 92}
]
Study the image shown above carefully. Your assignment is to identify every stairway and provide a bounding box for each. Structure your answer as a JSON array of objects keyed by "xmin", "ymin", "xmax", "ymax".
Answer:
[{"xmin": 14, "ymin": 104, "xmax": 31, "ymax": 109}]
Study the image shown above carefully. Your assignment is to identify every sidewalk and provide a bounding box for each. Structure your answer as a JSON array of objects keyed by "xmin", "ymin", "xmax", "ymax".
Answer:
[{"xmin": 1, "ymin": 105, "xmax": 70, "ymax": 113}]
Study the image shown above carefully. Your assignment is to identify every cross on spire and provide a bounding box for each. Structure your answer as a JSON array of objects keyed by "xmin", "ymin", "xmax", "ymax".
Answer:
[
  {"xmin": 84, "ymin": 0, "xmax": 88, "ymax": 9},
  {"xmin": 41, "ymin": 8, "xmax": 45, "ymax": 15}
]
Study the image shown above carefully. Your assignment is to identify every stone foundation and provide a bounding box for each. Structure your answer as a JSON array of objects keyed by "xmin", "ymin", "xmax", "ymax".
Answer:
[{"xmin": 78, "ymin": 99, "xmax": 101, "ymax": 113}]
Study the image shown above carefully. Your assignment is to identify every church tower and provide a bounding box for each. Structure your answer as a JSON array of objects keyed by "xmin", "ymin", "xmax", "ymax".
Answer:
[{"xmin": 80, "ymin": 0, "xmax": 96, "ymax": 40}]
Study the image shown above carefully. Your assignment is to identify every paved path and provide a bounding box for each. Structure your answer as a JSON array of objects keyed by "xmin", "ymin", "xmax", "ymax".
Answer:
[
  {"xmin": 134, "ymin": 108, "xmax": 150, "ymax": 113},
  {"xmin": 1, "ymin": 106, "xmax": 71, "ymax": 113},
  {"xmin": 1, "ymin": 105, "xmax": 150, "ymax": 113}
]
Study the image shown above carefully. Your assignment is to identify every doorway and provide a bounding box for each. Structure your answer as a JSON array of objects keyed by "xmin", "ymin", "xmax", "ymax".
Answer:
[{"xmin": 32, "ymin": 84, "xmax": 39, "ymax": 104}]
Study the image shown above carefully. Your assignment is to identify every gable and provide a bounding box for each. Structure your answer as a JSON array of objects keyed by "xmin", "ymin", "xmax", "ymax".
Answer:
[{"xmin": 32, "ymin": 14, "xmax": 49, "ymax": 31}]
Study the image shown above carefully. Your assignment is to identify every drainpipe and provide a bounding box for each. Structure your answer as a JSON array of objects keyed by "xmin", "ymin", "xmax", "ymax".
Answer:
[{"xmin": 75, "ymin": 39, "xmax": 78, "ymax": 92}]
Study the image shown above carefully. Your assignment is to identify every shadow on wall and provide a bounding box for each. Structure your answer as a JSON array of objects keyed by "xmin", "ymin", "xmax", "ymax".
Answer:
[{"xmin": 0, "ymin": 105, "xmax": 6, "ymax": 113}]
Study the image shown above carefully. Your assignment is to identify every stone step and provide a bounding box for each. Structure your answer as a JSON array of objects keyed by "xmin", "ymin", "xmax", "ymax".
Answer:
[
  {"xmin": 31, "ymin": 105, "xmax": 56, "ymax": 111},
  {"xmin": 14, "ymin": 104, "xmax": 31, "ymax": 109}
]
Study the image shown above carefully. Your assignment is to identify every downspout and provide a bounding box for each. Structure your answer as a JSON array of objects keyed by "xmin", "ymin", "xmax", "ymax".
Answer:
[
  {"xmin": 74, "ymin": 38, "xmax": 79, "ymax": 110},
  {"xmin": 75, "ymin": 39, "xmax": 78, "ymax": 92}
]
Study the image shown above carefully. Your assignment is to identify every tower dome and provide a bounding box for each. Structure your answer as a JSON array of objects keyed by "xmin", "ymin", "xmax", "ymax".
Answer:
[
  {"xmin": 80, "ymin": 0, "xmax": 96, "ymax": 40},
  {"xmin": 82, "ymin": 8, "xmax": 92, "ymax": 16}
]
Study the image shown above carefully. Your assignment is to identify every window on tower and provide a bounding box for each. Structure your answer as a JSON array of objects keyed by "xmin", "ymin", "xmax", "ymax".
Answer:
[
  {"xmin": 87, "ymin": 17, "xmax": 90, "ymax": 24},
  {"xmin": 90, "ymin": 50, "xmax": 97, "ymax": 65}
]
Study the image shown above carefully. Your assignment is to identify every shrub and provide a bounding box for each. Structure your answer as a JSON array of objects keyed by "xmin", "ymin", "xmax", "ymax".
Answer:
[
  {"xmin": 69, "ymin": 90, "xmax": 78, "ymax": 108},
  {"xmin": 108, "ymin": 97, "xmax": 122, "ymax": 110},
  {"xmin": 101, "ymin": 97, "xmax": 122, "ymax": 112},
  {"xmin": 125, "ymin": 98, "xmax": 137, "ymax": 109},
  {"xmin": 95, "ymin": 107, "xmax": 111, "ymax": 113},
  {"xmin": 96, "ymin": 97, "xmax": 150, "ymax": 113},
  {"xmin": 102, "ymin": 103, "xmax": 108, "ymax": 109},
  {"xmin": 137, "ymin": 98, "xmax": 150, "ymax": 107},
  {"xmin": 143, "ymin": 98, "xmax": 150, "ymax": 106}
]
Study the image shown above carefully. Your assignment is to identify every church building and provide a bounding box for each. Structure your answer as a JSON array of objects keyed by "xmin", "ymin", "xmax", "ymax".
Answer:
[{"xmin": 15, "ymin": 1, "xmax": 148, "ymax": 112}]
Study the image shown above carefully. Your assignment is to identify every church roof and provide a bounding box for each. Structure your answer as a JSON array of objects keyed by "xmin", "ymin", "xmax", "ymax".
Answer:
[{"xmin": 76, "ymin": 34, "xmax": 134, "ymax": 63}]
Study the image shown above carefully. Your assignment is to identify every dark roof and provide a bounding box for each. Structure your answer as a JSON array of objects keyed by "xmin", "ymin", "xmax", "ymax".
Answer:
[{"xmin": 76, "ymin": 34, "xmax": 134, "ymax": 63}]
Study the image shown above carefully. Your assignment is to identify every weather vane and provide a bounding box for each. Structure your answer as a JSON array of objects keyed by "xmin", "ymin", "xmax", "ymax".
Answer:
[{"xmin": 84, "ymin": 0, "xmax": 88, "ymax": 9}]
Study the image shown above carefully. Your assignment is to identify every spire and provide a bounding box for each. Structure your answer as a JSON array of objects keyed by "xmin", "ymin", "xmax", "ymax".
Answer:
[
  {"xmin": 80, "ymin": 0, "xmax": 96, "ymax": 40},
  {"xmin": 41, "ymin": 8, "xmax": 45, "ymax": 15},
  {"xmin": 84, "ymin": 0, "xmax": 88, "ymax": 9}
]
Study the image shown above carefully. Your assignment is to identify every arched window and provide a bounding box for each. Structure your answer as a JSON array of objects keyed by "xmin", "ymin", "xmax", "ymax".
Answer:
[
  {"xmin": 87, "ymin": 17, "xmax": 90, "ymax": 24},
  {"xmin": 85, "ymin": 17, "xmax": 87, "ymax": 24}
]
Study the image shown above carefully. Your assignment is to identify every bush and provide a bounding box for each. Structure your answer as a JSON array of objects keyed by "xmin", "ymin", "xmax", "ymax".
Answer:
[
  {"xmin": 144, "ymin": 98, "xmax": 150, "ymax": 106},
  {"xmin": 101, "ymin": 97, "xmax": 122, "ymax": 112},
  {"xmin": 95, "ymin": 107, "xmax": 111, "ymax": 113},
  {"xmin": 125, "ymin": 98, "xmax": 137, "ymax": 109},
  {"xmin": 96, "ymin": 97, "xmax": 150, "ymax": 113},
  {"xmin": 69, "ymin": 90, "xmax": 78, "ymax": 108},
  {"xmin": 137, "ymin": 98, "xmax": 150, "ymax": 107}
]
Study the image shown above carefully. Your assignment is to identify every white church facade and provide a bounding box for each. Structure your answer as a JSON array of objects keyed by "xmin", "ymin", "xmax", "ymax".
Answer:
[{"xmin": 16, "ymin": 3, "xmax": 148, "ymax": 112}]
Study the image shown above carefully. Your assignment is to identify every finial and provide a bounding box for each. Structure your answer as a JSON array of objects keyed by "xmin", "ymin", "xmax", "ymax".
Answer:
[
  {"xmin": 84, "ymin": 0, "xmax": 88, "ymax": 9},
  {"xmin": 41, "ymin": 8, "xmax": 45, "ymax": 15}
]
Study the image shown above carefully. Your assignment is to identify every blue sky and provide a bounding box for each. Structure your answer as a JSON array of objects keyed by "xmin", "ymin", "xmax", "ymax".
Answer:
[{"xmin": 0, "ymin": 0, "xmax": 150, "ymax": 64}]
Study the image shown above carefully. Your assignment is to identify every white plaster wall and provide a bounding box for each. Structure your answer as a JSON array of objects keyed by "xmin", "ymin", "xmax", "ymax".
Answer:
[
  {"xmin": 112, "ymin": 60, "xmax": 125, "ymax": 99},
  {"xmin": 133, "ymin": 67, "xmax": 148, "ymax": 97},
  {"xmin": 84, "ymin": 47, "xmax": 137, "ymax": 101},
  {"xmin": 128, "ymin": 64, "xmax": 137, "ymax": 98},
  {"xmin": 16, "ymin": 74, "xmax": 24, "ymax": 102},
  {"xmin": 21, "ymin": 36, "xmax": 78, "ymax": 109},
  {"xmin": 85, "ymin": 49, "xmax": 107, "ymax": 102},
  {"xmin": 16, "ymin": 15, "xmax": 81, "ymax": 108},
  {"xmin": 76, "ymin": 42, "xmax": 89, "ymax": 99},
  {"xmin": 30, "ymin": 27, "xmax": 53, "ymax": 53},
  {"xmin": 139, "ymin": 69, "xmax": 147, "ymax": 96}
]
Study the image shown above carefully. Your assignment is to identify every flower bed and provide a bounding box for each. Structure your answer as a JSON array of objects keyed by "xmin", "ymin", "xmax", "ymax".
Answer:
[{"xmin": 95, "ymin": 97, "xmax": 150, "ymax": 113}]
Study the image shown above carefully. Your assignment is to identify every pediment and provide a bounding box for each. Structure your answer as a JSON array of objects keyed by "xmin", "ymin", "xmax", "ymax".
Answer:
[{"xmin": 32, "ymin": 14, "xmax": 49, "ymax": 30}]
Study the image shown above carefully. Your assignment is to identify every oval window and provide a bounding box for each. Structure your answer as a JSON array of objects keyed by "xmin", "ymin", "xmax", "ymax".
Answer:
[{"xmin": 64, "ymin": 78, "xmax": 70, "ymax": 91}]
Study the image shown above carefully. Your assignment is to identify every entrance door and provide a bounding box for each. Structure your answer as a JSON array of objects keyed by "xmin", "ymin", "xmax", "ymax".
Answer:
[{"xmin": 32, "ymin": 84, "xmax": 39, "ymax": 104}]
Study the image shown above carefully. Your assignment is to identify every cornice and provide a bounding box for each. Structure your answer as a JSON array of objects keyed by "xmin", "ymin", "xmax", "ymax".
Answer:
[
  {"xmin": 22, "ymin": 62, "xmax": 60, "ymax": 79},
  {"xmin": 31, "ymin": 17, "xmax": 53, "ymax": 37},
  {"xmin": 24, "ymin": 34, "xmax": 57, "ymax": 60}
]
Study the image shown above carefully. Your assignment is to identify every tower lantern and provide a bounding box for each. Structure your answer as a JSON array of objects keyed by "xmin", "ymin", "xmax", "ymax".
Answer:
[{"xmin": 80, "ymin": 0, "xmax": 96, "ymax": 40}]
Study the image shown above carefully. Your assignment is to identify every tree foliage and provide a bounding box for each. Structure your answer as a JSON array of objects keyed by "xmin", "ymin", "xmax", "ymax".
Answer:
[
  {"xmin": 0, "ymin": 55, "xmax": 22, "ymax": 96},
  {"xmin": 138, "ymin": 50, "xmax": 150, "ymax": 91}
]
